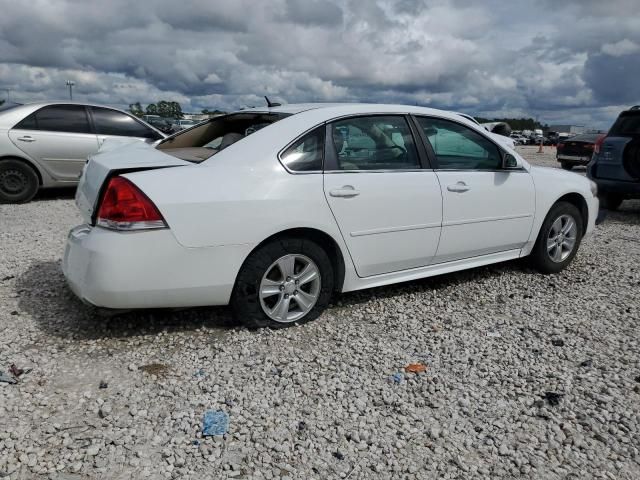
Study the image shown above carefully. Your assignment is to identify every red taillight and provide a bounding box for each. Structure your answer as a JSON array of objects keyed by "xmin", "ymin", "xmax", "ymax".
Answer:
[
  {"xmin": 594, "ymin": 134, "xmax": 606, "ymax": 154},
  {"xmin": 557, "ymin": 142, "xmax": 564, "ymax": 150},
  {"xmin": 96, "ymin": 176, "xmax": 166, "ymax": 230},
  {"xmin": 585, "ymin": 143, "xmax": 594, "ymax": 150}
]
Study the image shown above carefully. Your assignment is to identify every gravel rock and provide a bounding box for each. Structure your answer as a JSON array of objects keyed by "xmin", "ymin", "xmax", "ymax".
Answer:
[{"xmin": 0, "ymin": 147, "xmax": 639, "ymax": 479}]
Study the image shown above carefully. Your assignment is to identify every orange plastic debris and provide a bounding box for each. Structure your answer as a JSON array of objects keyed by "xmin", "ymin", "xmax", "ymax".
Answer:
[{"xmin": 404, "ymin": 363, "xmax": 427, "ymax": 373}]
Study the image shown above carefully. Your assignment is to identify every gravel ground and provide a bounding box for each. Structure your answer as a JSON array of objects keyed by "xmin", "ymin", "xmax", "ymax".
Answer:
[{"xmin": 1, "ymin": 146, "xmax": 639, "ymax": 479}]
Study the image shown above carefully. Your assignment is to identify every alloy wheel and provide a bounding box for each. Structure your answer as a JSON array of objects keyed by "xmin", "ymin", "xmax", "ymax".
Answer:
[
  {"xmin": 546, "ymin": 214, "xmax": 578, "ymax": 263},
  {"xmin": 259, "ymin": 254, "xmax": 321, "ymax": 323}
]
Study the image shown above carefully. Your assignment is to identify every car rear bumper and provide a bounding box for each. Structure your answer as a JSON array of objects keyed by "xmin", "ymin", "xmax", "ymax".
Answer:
[
  {"xmin": 590, "ymin": 176, "xmax": 640, "ymax": 196},
  {"xmin": 557, "ymin": 154, "xmax": 591, "ymax": 164},
  {"xmin": 62, "ymin": 225, "xmax": 251, "ymax": 309}
]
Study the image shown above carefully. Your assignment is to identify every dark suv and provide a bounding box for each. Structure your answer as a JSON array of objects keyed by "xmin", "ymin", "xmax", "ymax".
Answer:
[{"xmin": 588, "ymin": 106, "xmax": 640, "ymax": 209}]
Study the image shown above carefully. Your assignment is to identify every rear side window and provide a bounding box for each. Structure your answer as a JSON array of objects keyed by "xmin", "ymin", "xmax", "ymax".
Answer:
[
  {"xmin": 91, "ymin": 107, "xmax": 156, "ymax": 138},
  {"xmin": 15, "ymin": 105, "xmax": 91, "ymax": 133},
  {"xmin": 280, "ymin": 126, "xmax": 324, "ymax": 172},
  {"xmin": 609, "ymin": 112, "xmax": 640, "ymax": 136},
  {"xmin": 329, "ymin": 116, "xmax": 420, "ymax": 170}
]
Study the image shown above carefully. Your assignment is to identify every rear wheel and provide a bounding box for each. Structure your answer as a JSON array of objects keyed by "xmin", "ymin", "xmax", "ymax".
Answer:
[
  {"xmin": 231, "ymin": 237, "xmax": 334, "ymax": 328},
  {"xmin": 0, "ymin": 159, "xmax": 39, "ymax": 204},
  {"xmin": 599, "ymin": 193, "xmax": 623, "ymax": 211},
  {"xmin": 560, "ymin": 162, "xmax": 573, "ymax": 170},
  {"xmin": 530, "ymin": 201, "xmax": 583, "ymax": 274}
]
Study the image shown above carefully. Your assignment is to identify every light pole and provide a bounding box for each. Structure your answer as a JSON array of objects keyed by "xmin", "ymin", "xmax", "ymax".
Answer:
[
  {"xmin": 3, "ymin": 89, "xmax": 9, "ymax": 102},
  {"xmin": 66, "ymin": 80, "xmax": 75, "ymax": 100}
]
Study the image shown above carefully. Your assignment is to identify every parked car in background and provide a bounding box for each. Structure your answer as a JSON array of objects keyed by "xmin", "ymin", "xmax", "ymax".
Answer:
[
  {"xmin": 588, "ymin": 105, "xmax": 640, "ymax": 209},
  {"xmin": 146, "ymin": 117, "xmax": 174, "ymax": 134},
  {"xmin": 510, "ymin": 134, "xmax": 528, "ymax": 145},
  {"xmin": 0, "ymin": 102, "xmax": 165, "ymax": 203},
  {"xmin": 557, "ymin": 133, "xmax": 602, "ymax": 170},
  {"xmin": 171, "ymin": 119, "xmax": 199, "ymax": 132},
  {"xmin": 455, "ymin": 114, "xmax": 515, "ymax": 149},
  {"xmin": 63, "ymin": 103, "xmax": 597, "ymax": 329}
]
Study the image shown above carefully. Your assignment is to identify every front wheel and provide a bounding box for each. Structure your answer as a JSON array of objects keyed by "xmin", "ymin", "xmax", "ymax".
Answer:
[
  {"xmin": 530, "ymin": 201, "xmax": 583, "ymax": 274},
  {"xmin": 0, "ymin": 159, "xmax": 39, "ymax": 203},
  {"xmin": 231, "ymin": 237, "xmax": 334, "ymax": 328}
]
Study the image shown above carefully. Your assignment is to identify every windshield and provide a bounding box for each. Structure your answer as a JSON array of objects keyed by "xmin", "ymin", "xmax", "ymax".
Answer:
[
  {"xmin": 157, "ymin": 112, "xmax": 290, "ymax": 163},
  {"xmin": 565, "ymin": 134, "xmax": 601, "ymax": 143}
]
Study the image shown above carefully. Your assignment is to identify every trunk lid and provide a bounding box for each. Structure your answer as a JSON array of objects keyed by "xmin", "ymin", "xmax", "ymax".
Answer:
[
  {"xmin": 560, "ymin": 140, "xmax": 594, "ymax": 157},
  {"xmin": 75, "ymin": 140, "xmax": 190, "ymax": 224}
]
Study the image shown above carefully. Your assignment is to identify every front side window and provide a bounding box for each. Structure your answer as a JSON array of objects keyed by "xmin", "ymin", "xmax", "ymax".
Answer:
[
  {"xmin": 91, "ymin": 107, "xmax": 156, "ymax": 138},
  {"xmin": 329, "ymin": 116, "xmax": 420, "ymax": 170},
  {"xmin": 280, "ymin": 126, "xmax": 324, "ymax": 172},
  {"xmin": 15, "ymin": 105, "xmax": 91, "ymax": 134},
  {"xmin": 415, "ymin": 117, "xmax": 502, "ymax": 170}
]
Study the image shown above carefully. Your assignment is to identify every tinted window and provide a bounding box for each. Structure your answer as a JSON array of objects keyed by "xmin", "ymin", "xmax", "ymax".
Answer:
[
  {"xmin": 416, "ymin": 117, "xmax": 502, "ymax": 170},
  {"xmin": 14, "ymin": 112, "xmax": 38, "ymax": 130},
  {"xmin": 280, "ymin": 126, "xmax": 324, "ymax": 172},
  {"xmin": 91, "ymin": 107, "xmax": 155, "ymax": 138},
  {"xmin": 609, "ymin": 112, "xmax": 640, "ymax": 136},
  {"xmin": 329, "ymin": 116, "xmax": 420, "ymax": 170},
  {"xmin": 16, "ymin": 105, "xmax": 91, "ymax": 133}
]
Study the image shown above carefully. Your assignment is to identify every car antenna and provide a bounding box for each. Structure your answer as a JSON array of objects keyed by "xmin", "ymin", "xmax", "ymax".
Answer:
[{"xmin": 265, "ymin": 96, "xmax": 281, "ymax": 108}]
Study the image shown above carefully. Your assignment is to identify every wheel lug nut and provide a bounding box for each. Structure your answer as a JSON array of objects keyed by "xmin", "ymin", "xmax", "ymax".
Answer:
[
  {"xmin": 284, "ymin": 294, "xmax": 289, "ymax": 299},
  {"xmin": 279, "ymin": 285, "xmax": 285, "ymax": 291},
  {"xmin": 286, "ymin": 276, "xmax": 292, "ymax": 282},
  {"xmin": 294, "ymin": 290, "xmax": 298, "ymax": 295}
]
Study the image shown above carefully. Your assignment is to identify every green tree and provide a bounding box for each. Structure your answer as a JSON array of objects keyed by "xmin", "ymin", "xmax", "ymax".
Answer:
[
  {"xmin": 156, "ymin": 100, "xmax": 171, "ymax": 118},
  {"xmin": 128, "ymin": 102, "xmax": 144, "ymax": 117},
  {"xmin": 169, "ymin": 101, "xmax": 183, "ymax": 119},
  {"xmin": 146, "ymin": 103, "xmax": 158, "ymax": 115}
]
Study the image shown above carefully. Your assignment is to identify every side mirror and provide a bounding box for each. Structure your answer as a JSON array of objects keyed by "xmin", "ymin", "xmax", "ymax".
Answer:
[{"xmin": 502, "ymin": 153, "xmax": 519, "ymax": 169}]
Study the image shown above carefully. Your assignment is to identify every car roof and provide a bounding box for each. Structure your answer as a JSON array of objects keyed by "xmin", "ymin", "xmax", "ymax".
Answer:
[{"xmin": 237, "ymin": 102, "xmax": 469, "ymax": 120}]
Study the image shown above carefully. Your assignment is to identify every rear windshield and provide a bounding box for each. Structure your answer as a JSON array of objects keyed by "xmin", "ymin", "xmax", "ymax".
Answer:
[
  {"xmin": 157, "ymin": 112, "xmax": 290, "ymax": 162},
  {"xmin": 0, "ymin": 102, "xmax": 21, "ymax": 114},
  {"xmin": 564, "ymin": 134, "xmax": 601, "ymax": 143},
  {"xmin": 609, "ymin": 111, "xmax": 640, "ymax": 136}
]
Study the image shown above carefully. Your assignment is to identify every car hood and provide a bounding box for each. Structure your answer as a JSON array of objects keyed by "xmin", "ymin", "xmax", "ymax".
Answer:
[{"xmin": 75, "ymin": 141, "xmax": 190, "ymax": 224}]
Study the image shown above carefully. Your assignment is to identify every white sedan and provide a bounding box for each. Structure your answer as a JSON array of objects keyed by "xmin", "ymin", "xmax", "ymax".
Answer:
[{"xmin": 63, "ymin": 103, "xmax": 599, "ymax": 328}]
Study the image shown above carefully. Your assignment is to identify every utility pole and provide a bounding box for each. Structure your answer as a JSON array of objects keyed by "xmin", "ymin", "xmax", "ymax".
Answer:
[
  {"xmin": 3, "ymin": 88, "xmax": 10, "ymax": 102},
  {"xmin": 66, "ymin": 80, "xmax": 75, "ymax": 100}
]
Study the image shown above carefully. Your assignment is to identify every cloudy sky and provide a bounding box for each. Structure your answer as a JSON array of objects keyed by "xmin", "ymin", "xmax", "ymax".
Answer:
[{"xmin": 1, "ymin": 0, "xmax": 638, "ymax": 128}]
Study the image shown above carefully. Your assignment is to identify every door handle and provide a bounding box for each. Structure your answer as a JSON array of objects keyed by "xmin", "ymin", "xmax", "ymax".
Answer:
[
  {"xmin": 17, "ymin": 136, "xmax": 35, "ymax": 143},
  {"xmin": 329, "ymin": 185, "xmax": 360, "ymax": 198},
  {"xmin": 447, "ymin": 182, "xmax": 470, "ymax": 193}
]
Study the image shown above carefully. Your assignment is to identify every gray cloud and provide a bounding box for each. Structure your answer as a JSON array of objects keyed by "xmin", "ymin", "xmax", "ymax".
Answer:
[{"xmin": 0, "ymin": 0, "xmax": 638, "ymax": 128}]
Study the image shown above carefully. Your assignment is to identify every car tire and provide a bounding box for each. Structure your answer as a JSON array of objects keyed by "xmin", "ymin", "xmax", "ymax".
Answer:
[
  {"xmin": 0, "ymin": 159, "xmax": 39, "ymax": 204},
  {"xmin": 599, "ymin": 193, "xmax": 623, "ymax": 211},
  {"xmin": 560, "ymin": 162, "xmax": 573, "ymax": 170},
  {"xmin": 530, "ymin": 201, "xmax": 583, "ymax": 274},
  {"xmin": 231, "ymin": 237, "xmax": 334, "ymax": 329}
]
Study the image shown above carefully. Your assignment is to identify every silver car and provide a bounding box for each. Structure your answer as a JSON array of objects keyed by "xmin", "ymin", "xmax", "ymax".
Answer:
[{"xmin": 0, "ymin": 102, "xmax": 165, "ymax": 203}]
